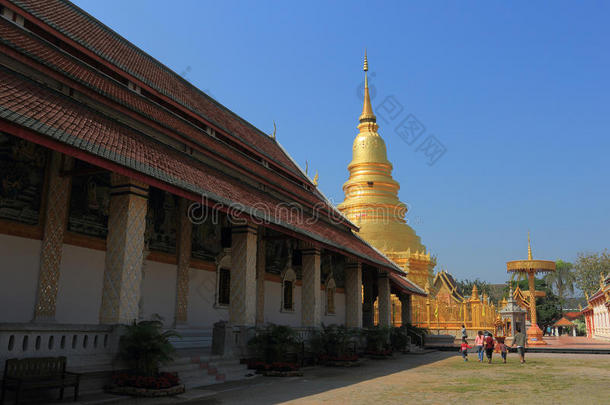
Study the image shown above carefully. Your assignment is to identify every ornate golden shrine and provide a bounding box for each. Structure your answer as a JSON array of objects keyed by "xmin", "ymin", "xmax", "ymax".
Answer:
[{"xmin": 506, "ymin": 233, "xmax": 555, "ymax": 345}]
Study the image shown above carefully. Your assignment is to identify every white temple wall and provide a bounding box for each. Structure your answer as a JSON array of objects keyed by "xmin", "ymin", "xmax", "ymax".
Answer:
[
  {"xmin": 0, "ymin": 234, "xmax": 40, "ymax": 323},
  {"xmin": 264, "ymin": 280, "xmax": 302, "ymax": 327},
  {"xmin": 56, "ymin": 244, "xmax": 105, "ymax": 324},
  {"xmin": 187, "ymin": 268, "xmax": 228, "ymax": 327},
  {"xmin": 140, "ymin": 260, "xmax": 177, "ymax": 327}
]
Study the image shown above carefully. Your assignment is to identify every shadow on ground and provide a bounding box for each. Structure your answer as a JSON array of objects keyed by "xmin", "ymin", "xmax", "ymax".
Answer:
[{"xmin": 191, "ymin": 351, "xmax": 455, "ymax": 405}]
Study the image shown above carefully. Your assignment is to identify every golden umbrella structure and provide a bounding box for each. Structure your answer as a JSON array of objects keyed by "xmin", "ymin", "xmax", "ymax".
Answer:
[{"xmin": 506, "ymin": 233, "xmax": 555, "ymax": 345}]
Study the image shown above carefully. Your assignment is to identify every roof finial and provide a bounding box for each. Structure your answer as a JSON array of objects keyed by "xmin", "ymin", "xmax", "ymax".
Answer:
[
  {"xmin": 313, "ymin": 171, "xmax": 319, "ymax": 186},
  {"xmin": 360, "ymin": 49, "xmax": 376, "ymax": 123},
  {"xmin": 363, "ymin": 48, "xmax": 369, "ymax": 72},
  {"xmin": 527, "ymin": 231, "xmax": 532, "ymax": 260}
]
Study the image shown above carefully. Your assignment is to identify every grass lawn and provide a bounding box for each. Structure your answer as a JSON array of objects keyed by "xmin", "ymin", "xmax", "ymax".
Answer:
[{"xmin": 382, "ymin": 353, "xmax": 610, "ymax": 404}]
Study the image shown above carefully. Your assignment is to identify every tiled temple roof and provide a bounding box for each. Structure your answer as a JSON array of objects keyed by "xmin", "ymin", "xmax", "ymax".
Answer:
[
  {"xmin": 6, "ymin": 0, "xmax": 307, "ymax": 181},
  {"xmin": 0, "ymin": 1, "xmax": 408, "ymax": 275},
  {"xmin": 390, "ymin": 273, "xmax": 427, "ymax": 297}
]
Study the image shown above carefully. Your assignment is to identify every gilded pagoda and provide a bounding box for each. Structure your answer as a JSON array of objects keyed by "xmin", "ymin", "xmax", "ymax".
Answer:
[{"xmin": 339, "ymin": 53, "xmax": 498, "ymax": 335}]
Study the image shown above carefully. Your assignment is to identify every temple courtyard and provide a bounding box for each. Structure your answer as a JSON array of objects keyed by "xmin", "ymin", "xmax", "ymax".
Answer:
[{"xmin": 174, "ymin": 351, "xmax": 610, "ymax": 405}]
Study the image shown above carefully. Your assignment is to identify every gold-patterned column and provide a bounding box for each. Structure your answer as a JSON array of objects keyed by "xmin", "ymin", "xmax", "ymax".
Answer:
[
  {"xmin": 174, "ymin": 198, "xmax": 192, "ymax": 326},
  {"xmin": 256, "ymin": 228, "xmax": 266, "ymax": 326},
  {"xmin": 362, "ymin": 269, "xmax": 375, "ymax": 327},
  {"xmin": 344, "ymin": 259, "xmax": 362, "ymax": 328},
  {"xmin": 377, "ymin": 272, "xmax": 391, "ymax": 327},
  {"xmin": 33, "ymin": 151, "xmax": 73, "ymax": 322},
  {"xmin": 230, "ymin": 224, "xmax": 257, "ymax": 326},
  {"xmin": 99, "ymin": 174, "xmax": 149, "ymax": 324},
  {"xmin": 301, "ymin": 242, "xmax": 321, "ymax": 327}
]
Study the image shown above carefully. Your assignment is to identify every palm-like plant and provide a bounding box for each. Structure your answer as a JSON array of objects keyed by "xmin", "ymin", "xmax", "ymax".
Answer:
[
  {"xmin": 545, "ymin": 260, "xmax": 575, "ymax": 313},
  {"xmin": 118, "ymin": 317, "xmax": 180, "ymax": 376}
]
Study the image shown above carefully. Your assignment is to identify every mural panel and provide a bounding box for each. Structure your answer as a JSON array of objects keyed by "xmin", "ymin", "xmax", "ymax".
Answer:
[
  {"xmin": 0, "ymin": 133, "xmax": 46, "ymax": 225},
  {"xmin": 67, "ymin": 167, "xmax": 110, "ymax": 238},
  {"xmin": 146, "ymin": 188, "xmax": 178, "ymax": 254}
]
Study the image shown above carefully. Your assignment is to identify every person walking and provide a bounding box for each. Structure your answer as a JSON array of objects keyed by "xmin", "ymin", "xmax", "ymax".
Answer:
[
  {"xmin": 459, "ymin": 337, "xmax": 473, "ymax": 362},
  {"xmin": 496, "ymin": 336, "xmax": 508, "ymax": 363},
  {"xmin": 484, "ymin": 332, "xmax": 495, "ymax": 364},
  {"xmin": 474, "ymin": 330, "xmax": 484, "ymax": 362},
  {"xmin": 461, "ymin": 324, "xmax": 467, "ymax": 340},
  {"xmin": 512, "ymin": 325, "xmax": 527, "ymax": 364}
]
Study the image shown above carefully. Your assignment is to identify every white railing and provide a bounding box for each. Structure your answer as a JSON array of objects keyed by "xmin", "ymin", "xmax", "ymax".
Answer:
[{"xmin": 0, "ymin": 323, "xmax": 121, "ymax": 374}]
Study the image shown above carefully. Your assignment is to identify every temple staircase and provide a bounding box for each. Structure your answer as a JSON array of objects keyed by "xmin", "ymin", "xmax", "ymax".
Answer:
[{"xmin": 161, "ymin": 348, "xmax": 255, "ymax": 389}]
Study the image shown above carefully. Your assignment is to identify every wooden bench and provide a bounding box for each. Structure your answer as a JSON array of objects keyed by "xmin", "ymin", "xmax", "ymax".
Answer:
[{"xmin": 1, "ymin": 357, "xmax": 81, "ymax": 404}]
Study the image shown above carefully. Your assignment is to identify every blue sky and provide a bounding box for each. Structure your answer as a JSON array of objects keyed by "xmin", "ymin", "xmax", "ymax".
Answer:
[{"xmin": 73, "ymin": 0, "xmax": 610, "ymax": 283}]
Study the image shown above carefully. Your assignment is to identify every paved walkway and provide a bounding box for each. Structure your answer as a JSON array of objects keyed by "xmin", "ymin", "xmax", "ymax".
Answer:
[{"xmin": 539, "ymin": 335, "xmax": 610, "ymax": 349}]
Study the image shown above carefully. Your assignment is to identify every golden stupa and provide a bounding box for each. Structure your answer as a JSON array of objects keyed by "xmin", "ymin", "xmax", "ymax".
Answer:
[{"xmin": 337, "ymin": 51, "xmax": 435, "ymax": 292}]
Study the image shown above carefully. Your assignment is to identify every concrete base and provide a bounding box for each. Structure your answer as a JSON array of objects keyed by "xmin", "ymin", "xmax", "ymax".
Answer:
[{"xmin": 527, "ymin": 324, "xmax": 547, "ymax": 345}]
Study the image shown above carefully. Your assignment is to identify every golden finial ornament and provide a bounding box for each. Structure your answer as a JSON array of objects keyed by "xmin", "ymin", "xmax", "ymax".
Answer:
[
  {"xmin": 360, "ymin": 49, "xmax": 375, "ymax": 122},
  {"xmin": 313, "ymin": 171, "xmax": 319, "ymax": 186},
  {"xmin": 527, "ymin": 231, "xmax": 532, "ymax": 260},
  {"xmin": 270, "ymin": 121, "xmax": 277, "ymax": 139}
]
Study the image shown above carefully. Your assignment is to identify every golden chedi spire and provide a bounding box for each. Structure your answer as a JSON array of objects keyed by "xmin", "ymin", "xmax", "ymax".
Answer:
[
  {"xmin": 527, "ymin": 231, "xmax": 533, "ymax": 260},
  {"xmin": 338, "ymin": 51, "xmax": 426, "ymax": 258}
]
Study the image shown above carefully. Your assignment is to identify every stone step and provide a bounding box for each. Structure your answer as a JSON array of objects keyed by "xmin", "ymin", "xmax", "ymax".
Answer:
[{"xmin": 161, "ymin": 362, "xmax": 202, "ymax": 374}]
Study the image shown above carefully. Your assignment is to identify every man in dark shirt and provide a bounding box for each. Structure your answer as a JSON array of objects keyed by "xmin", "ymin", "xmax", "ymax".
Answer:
[{"xmin": 512, "ymin": 325, "xmax": 527, "ymax": 364}]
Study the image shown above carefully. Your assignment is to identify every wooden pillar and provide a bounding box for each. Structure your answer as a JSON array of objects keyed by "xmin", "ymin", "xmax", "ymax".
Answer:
[
  {"xmin": 174, "ymin": 198, "xmax": 192, "ymax": 327},
  {"xmin": 99, "ymin": 174, "xmax": 149, "ymax": 324},
  {"xmin": 377, "ymin": 272, "xmax": 391, "ymax": 327},
  {"xmin": 33, "ymin": 152, "xmax": 73, "ymax": 322},
  {"xmin": 301, "ymin": 243, "xmax": 321, "ymax": 327},
  {"xmin": 255, "ymin": 228, "xmax": 266, "ymax": 326},
  {"xmin": 229, "ymin": 224, "xmax": 257, "ymax": 326},
  {"xmin": 345, "ymin": 259, "xmax": 362, "ymax": 328}
]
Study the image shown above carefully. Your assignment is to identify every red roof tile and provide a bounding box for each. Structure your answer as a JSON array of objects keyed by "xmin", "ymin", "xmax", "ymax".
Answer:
[
  {"xmin": 0, "ymin": 18, "xmax": 345, "ymax": 225},
  {"xmin": 390, "ymin": 273, "xmax": 427, "ymax": 297},
  {"xmin": 7, "ymin": 0, "xmax": 308, "ymax": 181},
  {"xmin": 0, "ymin": 67, "xmax": 402, "ymax": 274},
  {"xmin": 553, "ymin": 317, "xmax": 574, "ymax": 327}
]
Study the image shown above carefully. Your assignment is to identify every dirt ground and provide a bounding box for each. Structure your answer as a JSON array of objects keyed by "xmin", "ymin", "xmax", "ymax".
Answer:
[{"xmin": 192, "ymin": 351, "xmax": 610, "ymax": 405}]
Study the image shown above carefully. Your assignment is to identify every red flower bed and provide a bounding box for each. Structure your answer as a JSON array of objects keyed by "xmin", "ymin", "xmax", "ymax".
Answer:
[
  {"xmin": 365, "ymin": 348, "xmax": 393, "ymax": 357},
  {"xmin": 111, "ymin": 372, "xmax": 180, "ymax": 389}
]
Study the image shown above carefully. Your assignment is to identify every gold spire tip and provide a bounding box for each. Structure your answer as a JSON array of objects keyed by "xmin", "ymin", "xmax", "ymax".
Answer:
[
  {"xmin": 363, "ymin": 49, "xmax": 368, "ymax": 72},
  {"xmin": 527, "ymin": 231, "xmax": 532, "ymax": 260}
]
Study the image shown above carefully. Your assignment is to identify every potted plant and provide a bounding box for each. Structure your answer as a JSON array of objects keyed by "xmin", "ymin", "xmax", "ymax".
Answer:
[
  {"xmin": 362, "ymin": 326, "xmax": 393, "ymax": 358},
  {"xmin": 310, "ymin": 324, "xmax": 360, "ymax": 366},
  {"xmin": 247, "ymin": 324, "xmax": 302, "ymax": 376},
  {"xmin": 108, "ymin": 317, "xmax": 184, "ymax": 397}
]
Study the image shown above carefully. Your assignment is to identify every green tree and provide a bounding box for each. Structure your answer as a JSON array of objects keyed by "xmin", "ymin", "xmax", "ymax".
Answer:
[
  {"xmin": 544, "ymin": 260, "xmax": 576, "ymax": 313},
  {"xmin": 456, "ymin": 278, "xmax": 491, "ymax": 298},
  {"xmin": 573, "ymin": 249, "xmax": 610, "ymax": 297},
  {"xmin": 504, "ymin": 278, "xmax": 561, "ymax": 330}
]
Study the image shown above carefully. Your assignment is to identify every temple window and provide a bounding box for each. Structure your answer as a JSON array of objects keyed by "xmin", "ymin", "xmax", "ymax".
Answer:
[
  {"xmin": 215, "ymin": 250, "xmax": 231, "ymax": 307},
  {"xmin": 67, "ymin": 161, "xmax": 110, "ymax": 239},
  {"xmin": 145, "ymin": 188, "xmax": 178, "ymax": 254},
  {"xmin": 281, "ymin": 267, "xmax": 297, "ymax": 312},
  {"xmin": 326, "ymin": 277, "xmax": 336, "ymax": 315},
  {"xmin": 0, "ymin": 133, "xmax": 47, "ymax": 226},
  {"xmin": 217, "ymin": 268, "xmax": 230, "ymax": 305}
]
